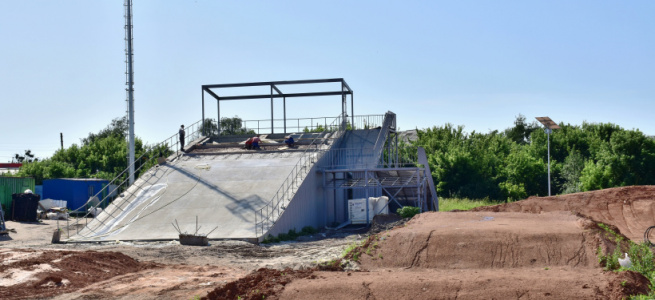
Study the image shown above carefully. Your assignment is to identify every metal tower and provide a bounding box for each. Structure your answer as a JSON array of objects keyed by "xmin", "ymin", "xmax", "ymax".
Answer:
[{"xmin": 125, "ymin": 0, "xmax": 135, "ymax": 184}]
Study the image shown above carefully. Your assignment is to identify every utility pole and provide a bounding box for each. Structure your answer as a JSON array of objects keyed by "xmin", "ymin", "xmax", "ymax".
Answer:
[
  {"xmin": 60, "ymin": 133, "xmax": 64, "ymax": 150},
  {"xmin": 125, "ymin": 0, "xmax": 136, "ymax": 185}
]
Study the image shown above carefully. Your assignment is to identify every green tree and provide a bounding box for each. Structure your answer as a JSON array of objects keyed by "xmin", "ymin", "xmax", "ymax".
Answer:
[
  {"xmin": 12, "ymin": 149, "xmax": 38, "ymax": 163},
  {"xmin": 201, "ymin": 119, "xmax": 219, "ymax": 136},
  {"xmin": 219, "ymin": 116, "xmax": 255, "ymax": 135},
  {"xmin": 560, "ymin": 149, "xmax": 585, "ymax": 194},
  {"xmin": 16, "ymin": 117, "xmax": 163, "ymax": 184},
  {"xmin": 579, "ymin": 130, "xmax": 655, "ymax": 190},
  {"xmin": 81, "ymin": 116, "xmax": 128, "ymax": 145},
  {"xmin": 504, "ymin": 114, "xmax": 540, "ymax": 145},
  {"xmin": 407, "ymin": 117, "xmax": 655, "ymax": 201},
  {"xmin": 500, "ymin": 145, "xmax": 546, "ymax": 199},
  {"xmin": 303, "ymin": 124, "xmax": 326, "ymax": 133}
]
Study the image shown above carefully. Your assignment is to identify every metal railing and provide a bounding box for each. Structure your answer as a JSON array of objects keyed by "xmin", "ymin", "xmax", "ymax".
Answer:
[
  {"xmin": 63, "ymin": 119, "xmax": 204, "ymax": 240},
  {"xmin": 240, "ymin": 115, "xmax": 384, "ymax": 135},
  {"xmin": 317, "ymin": 146, "xmax": 420, "ymax": 171},
  {"xmin": 254, "ymin": 114, "xmax": 350, "ymax": 237},
  {"xmin": 371, "ymin": 111, "xmax": 396, "ymax": 167}
]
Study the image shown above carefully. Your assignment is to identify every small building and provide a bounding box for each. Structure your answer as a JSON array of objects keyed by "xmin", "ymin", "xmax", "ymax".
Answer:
[
  {"xmin": 0, "ymin": 163, "xmax": 22, "ymax": 175},
  {"xmin": 42, "ymin": 178, "xmax": 114, "ymax": 212},
  {"xmin": 0, "ymin": 177, "xmax": 35, "ymax": 215}
]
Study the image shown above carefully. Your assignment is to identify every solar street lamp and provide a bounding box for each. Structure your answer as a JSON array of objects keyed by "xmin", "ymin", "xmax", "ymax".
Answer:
[{"xmin": 535, "ymin": 117, "xmax": 560, "ymax": 196}]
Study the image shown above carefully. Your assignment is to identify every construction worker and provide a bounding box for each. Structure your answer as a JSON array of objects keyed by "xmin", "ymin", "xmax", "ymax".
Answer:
[
  {"xmin": 284, "ymin": 135, "xmax": 295, "ymax": 147},
  {"xmin": 179, "ymin": 125, "xmax": 185, "ymax": 152},
  {"xmin": 251, "ymin": 135, "xmax": 261, "ymax": 150},
  {"xmin": 244, "ymin": 137, "xmax": 253, "ymax": 150}
]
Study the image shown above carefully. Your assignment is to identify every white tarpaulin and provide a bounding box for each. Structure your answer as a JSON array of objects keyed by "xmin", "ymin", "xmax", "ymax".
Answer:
[
  {"xmin": 348, "ymin": 196, "xmax": 389, "ymax": 224},
  {"xmin": 39, "ymin": 199, "xmax": 67, "ymax": 211}
]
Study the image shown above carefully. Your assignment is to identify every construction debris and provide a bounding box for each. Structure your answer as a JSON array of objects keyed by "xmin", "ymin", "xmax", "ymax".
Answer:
[{"xmin": 172, "ymin": 216, "xmax": 218, "ymax": 246}]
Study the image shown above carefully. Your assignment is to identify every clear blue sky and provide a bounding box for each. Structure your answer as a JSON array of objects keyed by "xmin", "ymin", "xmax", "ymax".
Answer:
[{"xmin": 1, "ymin": 1, "xmax": 653, "ymax": 162}]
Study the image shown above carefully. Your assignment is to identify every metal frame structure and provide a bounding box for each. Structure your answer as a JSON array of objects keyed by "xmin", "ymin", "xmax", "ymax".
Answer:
[
  {"xmin": 202, "ymin": 78, "xmax": 354, "ymax": 135},
  {"xmin": 323, "ymin": 167, "xmax": 434, "ymax": 223},
  {"xmin": 319, "ymin": 112, "xmax": 438, "ymax": 227}
]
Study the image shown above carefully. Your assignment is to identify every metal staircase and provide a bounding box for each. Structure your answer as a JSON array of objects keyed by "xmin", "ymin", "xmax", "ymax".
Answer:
[{"xmin": 254, "ymin": 116, "xmax": 348, "ymax": 237}]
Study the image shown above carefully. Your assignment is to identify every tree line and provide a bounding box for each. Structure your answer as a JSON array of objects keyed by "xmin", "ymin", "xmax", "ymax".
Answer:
[
  {"xmin": 10, "ymin": 116, "xmax": 251, "ymax": 185},
  {"xmin": 402, "ymin": 115, "xmax": 655, "ymax": 201},
  {"xmin": 10, "ymin": 117, "xmax": 170, "ymax": 185},
  {"xmin": 6, "ymin": 114, "xmax": 654, "ymax": 201}
]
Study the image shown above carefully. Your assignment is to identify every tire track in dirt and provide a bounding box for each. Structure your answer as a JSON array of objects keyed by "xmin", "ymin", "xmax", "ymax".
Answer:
[{"xmin": 408, "ymin": 230, "xmax": 434, "ymax": 268}]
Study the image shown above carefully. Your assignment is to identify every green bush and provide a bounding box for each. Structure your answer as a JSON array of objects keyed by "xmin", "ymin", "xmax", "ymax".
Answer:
[
  {"xmin": 397, "ymin": 206, "xmax": 420, "ymax": 219},
  {"xmin": 301, "ymin": 226, "xmax": 318, "ymax": 235},
  {"xmin": 596, "ymin": 223, "xmax": 655, "ymax": 299},
  {"xmin": 407, "ymin": 116, "xmax": 655, "ymax": 200},
  {"xmin": 261, "ymin": 226, "xmax": 319, "ymax": 244},
  {"xmin": 277, "ymin": 232, "xmax": 291, "ymax": 241}
]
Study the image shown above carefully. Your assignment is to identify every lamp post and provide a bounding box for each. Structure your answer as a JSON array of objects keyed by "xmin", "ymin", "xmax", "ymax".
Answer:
[{"xmin": 535, "ymin": 117, "xmax": 560, "ymax": 196}]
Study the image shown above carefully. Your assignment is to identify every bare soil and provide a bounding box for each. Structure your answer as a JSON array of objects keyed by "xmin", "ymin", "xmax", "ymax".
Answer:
[
  {"xmin": 1, "ymin": 185, "xmax": 654, "ymax": 299},
  {"xmin": 471, "ymin": 185, "xmax": 655, "ymax": 243}
]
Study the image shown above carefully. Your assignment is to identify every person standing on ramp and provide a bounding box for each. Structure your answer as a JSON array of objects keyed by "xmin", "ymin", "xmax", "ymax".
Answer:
[{"xmin": 179, "ymin": 125, "xmax": 186, "ymax": 152}]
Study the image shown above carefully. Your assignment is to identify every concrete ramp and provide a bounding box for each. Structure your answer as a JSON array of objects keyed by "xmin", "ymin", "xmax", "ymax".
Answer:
[{"xmin": 71, "ymin": 152, "xmax": 305, "ymax": 242}]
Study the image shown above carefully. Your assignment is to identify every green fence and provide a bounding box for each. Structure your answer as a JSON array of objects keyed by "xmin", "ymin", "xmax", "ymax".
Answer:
[{"xmin": 0, "ymin": 177, "xmax": 35, "ymax": 216}]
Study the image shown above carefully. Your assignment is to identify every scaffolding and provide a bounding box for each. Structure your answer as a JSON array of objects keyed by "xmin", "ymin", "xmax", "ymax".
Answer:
[
  {"xmin": 320, "ymin": 111, "xmax": 438, "ymax": 226},
  {"xmin": 201, "ymin": 78, "xmax": 354, "ymax": 136}
]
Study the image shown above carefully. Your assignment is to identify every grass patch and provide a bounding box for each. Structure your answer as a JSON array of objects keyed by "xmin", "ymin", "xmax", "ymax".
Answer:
[
  {"xmin": 342, "ymin": 234, "xmax": 382, "ymax": 262},
  {"xmin": 439, "ymin": 198, "xmax": 496, "ymax": 211},
  {"xmin": 261, "ymin": 226, "xmax": 319, "ymax": 244},
  {"xmin": 342, "ymin": 241, "xmax": 361, "ymax": 261}
]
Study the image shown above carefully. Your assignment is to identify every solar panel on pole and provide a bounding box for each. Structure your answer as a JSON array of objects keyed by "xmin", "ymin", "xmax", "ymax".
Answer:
[{"xmin": 535, "ymin": 117, "xmax": 559, "ymax": 196}]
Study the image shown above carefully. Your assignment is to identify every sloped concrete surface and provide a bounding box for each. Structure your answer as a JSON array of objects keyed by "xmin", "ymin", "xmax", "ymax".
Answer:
[{"xmin": 71, "ymin": 152, "xmax": 304, "ymax": 241}]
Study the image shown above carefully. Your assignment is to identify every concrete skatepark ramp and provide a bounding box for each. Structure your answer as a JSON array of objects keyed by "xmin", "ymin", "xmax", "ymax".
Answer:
[
  {"xmin": 64, "ymin": 79, "xmax": 430, "ymax": 242},
  {"xmin": 67, "ymin": 117, "xmax": 396, "ymax": 242},
  {"xmin": 71, "ymin": 151, "xmax": 309, "ymax": 241}
]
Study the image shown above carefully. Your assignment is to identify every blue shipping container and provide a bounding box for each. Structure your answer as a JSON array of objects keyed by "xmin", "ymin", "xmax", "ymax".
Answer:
[{"xmin": 42, "ymin": 178, "xmax": 110, "ymax": 211}]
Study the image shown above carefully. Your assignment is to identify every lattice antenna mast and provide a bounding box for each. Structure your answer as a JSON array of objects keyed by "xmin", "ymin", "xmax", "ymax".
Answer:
[{"xmin": 125, "ymin": 0, "xmax": 135, "ymax": 184}]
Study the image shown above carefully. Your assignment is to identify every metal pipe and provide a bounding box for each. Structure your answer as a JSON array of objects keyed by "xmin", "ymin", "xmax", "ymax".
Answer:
[
  {"xmin": 351, "ymin": 92, "xmax": 354, "ymax": 130},
  {"xmin": 125, "ymin": 0, "xmax": 135, "ymax": 185},
  {"xmin": 270, "ymin": 86, "xmax": 274, "ymax": 134},
  {"xmin": 365, "ymin": 170, "xmax": 370, "ymax": 226},
  {"xmin": 547, "ymin": 128, "xmax": 552, "ymax": 196},
  {"xmin": 202, "ymin": 88, "xmax": 205, "ymax": 129},
  {"xmin": 217, "ymin": 92, "xmax": 221, "ymax": 138}
]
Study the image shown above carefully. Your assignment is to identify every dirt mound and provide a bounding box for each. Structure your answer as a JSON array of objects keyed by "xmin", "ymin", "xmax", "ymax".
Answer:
[
  {"xmin": 368, "ymin": 213, "xmax": 407, "ymax": 235},
  {"xmin": 0, "ymin": 249, "xmax": 150, "ymax": 300},
  {"xmin": 202, "ymin": 267, "xmax": 316, "ymax": 300},
  {"xmin": 472, "ymin": 185, "xmax": 655, "ymax": 242},
  {"xmin": 359, "ymin": 211, "xmax": 599, "ymax": 269},
  {"xmin": 203, "ymin": 210, "xmax": 650, "ymax": 299},
  {"xmin": 281, "ymin": 268, "xmax": 646, "ymax": 300}
]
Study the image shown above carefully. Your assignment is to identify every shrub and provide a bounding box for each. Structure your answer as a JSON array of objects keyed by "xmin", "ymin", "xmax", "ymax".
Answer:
[
  {"xmin": 397, "ymin": 206, "xmax": 420, "ymax": 219},
  {"xmin": 301, "ymin": 226, "xmax": 318, "ymax": 235}
]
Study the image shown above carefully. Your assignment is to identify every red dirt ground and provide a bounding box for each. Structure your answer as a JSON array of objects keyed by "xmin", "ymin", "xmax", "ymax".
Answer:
[
  {"xmin": 0, "ymin": 249, "xmax": 152, "ymax": 299},
  {"xmin": 203, "ymin": 186, "xmax": 655, "ymax": 299},
  {"xmin": 472, "ymin": 185, "xmax": 655, "ymax": 243},
  {"xmin": 2, "ymin": 186, "xmax": 654, "ymax": 299}
]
